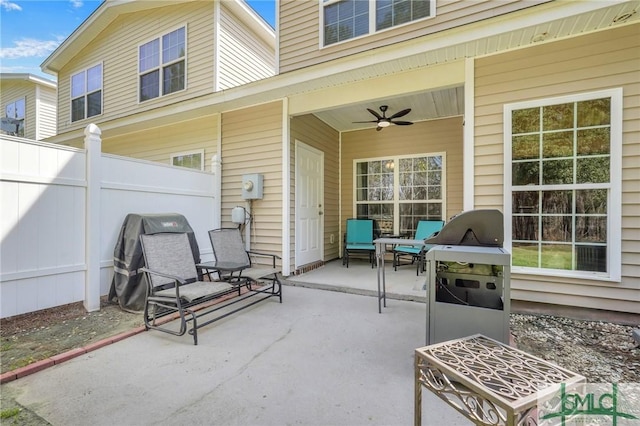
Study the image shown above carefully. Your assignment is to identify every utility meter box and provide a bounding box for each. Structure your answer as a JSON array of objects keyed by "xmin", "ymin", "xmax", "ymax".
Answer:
[
  {"xmin": 231, "ymin": 206, "xmax": 246, "ymax": 224},
  {"xmin": 242, "ymin": 174, "xmax": 263, "ymax": 200}
]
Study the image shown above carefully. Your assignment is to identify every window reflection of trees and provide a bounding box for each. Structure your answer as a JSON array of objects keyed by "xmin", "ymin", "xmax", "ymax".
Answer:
[
  {"xmin": 356, "ymin": 155, "xmax": 443, "ymax": 235},
  {"xmin": 510, "ymin": 97, "xmax": 611, "ymax": 272}
]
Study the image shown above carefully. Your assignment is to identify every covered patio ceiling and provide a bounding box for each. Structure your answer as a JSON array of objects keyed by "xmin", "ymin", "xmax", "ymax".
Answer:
[{"xmin": 312, "ymin": 86, "xmax": 465, "ymax": 132}]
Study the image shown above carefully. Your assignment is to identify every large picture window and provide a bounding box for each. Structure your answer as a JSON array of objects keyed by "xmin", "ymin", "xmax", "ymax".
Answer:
[
  {"xmin": 354, "ymin": 154, "xmax": 444, "ymax": 236},
  {"xmin": 504, "ymin": 89, "xmax": 622, "ymax": 280},
  {"xmin": 323, "ymin": 0, "xmax": 435, "ymax": 46},
  {"xmin": 71, "ymin": 64, "xmax": 102, "ymax": 122},
  {"xmin": 139, "ymin": 26, "xmax": 186, "ymax": 102}
]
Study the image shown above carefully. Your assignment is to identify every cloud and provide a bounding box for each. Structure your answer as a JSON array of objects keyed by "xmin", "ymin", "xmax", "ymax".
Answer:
[
  {"xmin": 69, "ymin": 0, "xmax": 83, "ymax": 8},
  {"xmin": 0, "ymin": 37, "xmax": 64, "ymax": 59},
  {"xmin": 0, "ymin": 0, "xmax": 22, "ymax": 11}
]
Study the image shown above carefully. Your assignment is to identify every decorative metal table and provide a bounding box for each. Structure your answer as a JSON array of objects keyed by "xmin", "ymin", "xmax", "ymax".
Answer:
[{"xmin": 414, "ymin": 334, "xmax": 585, "ymax": 426}]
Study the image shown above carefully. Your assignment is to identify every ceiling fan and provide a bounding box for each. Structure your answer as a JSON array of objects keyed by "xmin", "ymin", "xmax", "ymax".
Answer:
[{"xmin": 354, "ymin": 105, "xmax": 413, "ymax": 131}]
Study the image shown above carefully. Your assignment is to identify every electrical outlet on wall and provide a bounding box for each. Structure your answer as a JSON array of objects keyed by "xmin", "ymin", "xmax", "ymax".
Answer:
[{"xmin": 330, "ymin": 234, "xmax": 335, "ymax": 244}]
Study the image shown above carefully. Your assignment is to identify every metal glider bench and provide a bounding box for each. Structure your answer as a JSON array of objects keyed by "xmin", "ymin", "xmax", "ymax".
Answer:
[{"xmin": 139, "ymin": 232, "xmax": 282, "ymax": 345}]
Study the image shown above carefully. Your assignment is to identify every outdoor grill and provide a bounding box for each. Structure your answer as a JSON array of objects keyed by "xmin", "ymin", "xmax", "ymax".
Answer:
[{"xmin": 424, "ymin": 209, "xmax": 511, "ymax": 344}]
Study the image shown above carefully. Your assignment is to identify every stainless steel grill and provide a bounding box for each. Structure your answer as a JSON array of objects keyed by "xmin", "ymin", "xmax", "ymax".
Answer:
[{"xmin": 424, "ymin": 209, "xmax": 511, "ymax": 344}]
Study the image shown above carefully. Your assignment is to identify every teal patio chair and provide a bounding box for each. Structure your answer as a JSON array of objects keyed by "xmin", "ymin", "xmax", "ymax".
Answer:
[
  {"xmin": 342, "ymin": 218, "xmax": 376, "ymax": 268},
  {"xmin": 393, "ymin": 220, "xmax": 445, "ymax": 275}
]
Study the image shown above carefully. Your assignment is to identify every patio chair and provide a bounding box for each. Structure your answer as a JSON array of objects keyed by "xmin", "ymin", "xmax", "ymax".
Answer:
[
  {"xmin": 393, "ymin": 220, "xmax": 445, "ymax": 275},
  {"xmin": 342, "ymin": 218, "xmax": 376, "ymax": 268},
  {"xmin": 208, "ymin": 228, "xmax": 282, "ymax": 299},
  {"xmin": 139, "ymin": 232, "xmax": 234, "ymax": 344}
]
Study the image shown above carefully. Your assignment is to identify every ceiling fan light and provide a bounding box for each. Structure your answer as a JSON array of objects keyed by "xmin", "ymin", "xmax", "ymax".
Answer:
[{"xmin": 378, "ymin": 120, "xmax": 391, "ymax": 128}]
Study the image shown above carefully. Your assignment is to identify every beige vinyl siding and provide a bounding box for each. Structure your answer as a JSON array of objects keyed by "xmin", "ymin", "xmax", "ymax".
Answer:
[
  {"xmin": 290, "ymin": 114, "xmax": 340, "ymax": 270},
  {"xmin": 1, "ymin": 79, "xmax": 57, "ymax": 141},
  {"xmin": 218, "ymin": 3, "xmax": 275, "ymax": 90},
  {"xmin": 57, "ymin": 2, "xmax": 215, "ymax": 134},
  {"xmin": 221, "ymin": 101, "xmax": 283, "ymax": 263},
  {"xmin": 279, "ymin": 0, "xmax": 549, "ymax": 74},
  {"xmin": 36, "ymin": 85, "xmax": 57, "ymax": 140},
  {"xmin": 474, "ymin": 23, "xmax": 640, "ymax": 313},
  {"xmin": 0, "ymin": 81, "xmax": 40, "ymax": 140},
  {"xmin": 0, "ymin": 81, "xmax": 31, "ymax": 139},
  {"xmin": 99, "ymin": 114, "xmax": 218, "ymax": 171},
  {"xmin": 340, "ymin": 116, "xmax": 464, "ymax": 224}
]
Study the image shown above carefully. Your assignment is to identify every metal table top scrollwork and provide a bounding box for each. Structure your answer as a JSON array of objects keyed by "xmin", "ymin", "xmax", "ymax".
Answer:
[{"xmin": 414, "ymin": 334, "xmax": 585, "ymax": 426}]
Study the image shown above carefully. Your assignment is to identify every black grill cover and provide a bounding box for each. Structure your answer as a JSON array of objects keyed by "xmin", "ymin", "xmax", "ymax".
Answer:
[
  {"xmin": 424, "ymin": 209, "xmax": 504, "ymax": 247},
  {"xmin": 108, "ymin": 213, "xmax": 200, "ymax": 312}
]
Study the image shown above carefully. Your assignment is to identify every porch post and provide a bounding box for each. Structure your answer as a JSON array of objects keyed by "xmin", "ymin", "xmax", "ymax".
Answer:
[
  {"xmin": 463, "ymin": 57, "xmax": 475, "ymax": 210},
  {"xmin": 84, "ymin": 124, "xmax": 101, "ymax": 312},
  {"xmin": 211, "ymin": 154, "xmax": 222, "ymax": 229},
  {"xmin": 281, "ymin": 97, "xmax": 291, "ymax": 276}
]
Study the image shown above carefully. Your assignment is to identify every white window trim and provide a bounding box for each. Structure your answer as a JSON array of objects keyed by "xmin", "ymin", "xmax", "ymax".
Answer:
[
  {"xmin": 503, "ymin": 88, "xmax": 622, "ymax": 282},
  {"xmin": 352, "ymin": 152, "xmax": 446, "ymax": 235},
  {"xmin": 4, "ymin": 96, "xmax": 25, "ymax": 136},
  {"xmin": 137, "ymin": 24, "xmax": 188, "ymax": 104},
  {"xmin": 5, "ymin": 97, "xmax": 25, "ymax": 119},
  {"xmin": 69, "ymin": 62, "xmax": 103, "ymax": 123},
  {"xmin": 170, "ymin": 149, "xmax": 205, "ymax": 171},
  {"xmin": 319, "ymin": 0, "xmax": 436, "ymax": 49}
]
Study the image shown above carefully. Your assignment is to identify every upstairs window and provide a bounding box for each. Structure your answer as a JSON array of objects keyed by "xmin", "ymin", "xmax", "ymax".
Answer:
[
  {"xmin": 139, "ymin": 26, "xmax": 186, "ymax": 102},
  {"xmin": 323, "ymin": 0, "xmax": 435, "ymax": 46},
  {"xmin": 71, "ymin": 64, "xmax": 102, "ymax": 122},
  {"xmin": 504, "ymin": 89, "xmax": 622, "ymax": 280},
  {"xmin": 4, "ymin": 97, "xmax": 25, "ymax": 136},
  {"xmin": 376, "ymin": 0, "xmax": 431, "ymax": 30}
]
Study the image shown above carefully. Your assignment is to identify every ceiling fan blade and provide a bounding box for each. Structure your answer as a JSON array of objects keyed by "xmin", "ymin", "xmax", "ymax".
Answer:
[
  {"xmin": 367, "ymin": 108, "xmax": 383, "ymax": 120},
  {"xmin": 388, "ymin": 108, "xmax": 411, "ymax": 120},
  {"xmin": 376, "ymin": 126, "xmax": 383, "ymax": 131},
  {"xmin": 353, "ymin": 120, "xmax": 379, "ymax": 123},
  {"xmin": 392, "ymin": 121, "xmax": 413, "ymax": 126}
]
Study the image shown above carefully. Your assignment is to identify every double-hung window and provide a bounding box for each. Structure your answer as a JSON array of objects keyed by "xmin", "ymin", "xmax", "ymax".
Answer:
[
  {"xmin": 355, "ymin": 153, "xmax": 444, "ymax": 236},
  {"xmin": 504, "ymin": 89, "xmax": 622, "ymax": 280},
  {"xmin": 323, "ymin": 0, "xmax": 435, "ymax": 46},
  {"xmin": 4, "ymin": 97, "xmax": 25, "ymax": 136},
  {"xmin": 71, "ymin": 64, "xmax": 102, "ymax": 122},
  {"xmin": 139, "ymin": 26, "xmax": 186, "ymax": 102}
]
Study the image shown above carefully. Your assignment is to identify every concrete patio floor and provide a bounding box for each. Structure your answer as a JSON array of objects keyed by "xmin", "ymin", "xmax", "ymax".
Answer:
[
  {"xmin": 2, "ymin": 284, "xmax": 469, "ymax": 426},
  {"xmin": 288, "ymin": 258, "xmax": 428, "ymax": 304}
]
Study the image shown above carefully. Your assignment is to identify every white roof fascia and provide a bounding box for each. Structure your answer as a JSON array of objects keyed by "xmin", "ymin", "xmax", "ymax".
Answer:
[
  {"xmin": 225, "ymin": 0, "xmax": 276, "ymax": 49},
  {"xmin": 0, "ymin": 73, "xmax": 57, "ymax": 89}
]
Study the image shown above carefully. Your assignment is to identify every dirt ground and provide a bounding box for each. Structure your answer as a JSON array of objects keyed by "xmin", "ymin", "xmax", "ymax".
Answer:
[
  {"xmin": 1, "ymin": 295, "xmax": 639, "ymax": 425},
  {"xmin": 0, "ymin": 297, "xmax": 144, "ymax": 375}
]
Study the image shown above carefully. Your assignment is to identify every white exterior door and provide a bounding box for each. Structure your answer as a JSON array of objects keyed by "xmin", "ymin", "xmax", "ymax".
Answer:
[{"xmin": 295, "ymin": 141, "xmax": 323, "ymax": 268}]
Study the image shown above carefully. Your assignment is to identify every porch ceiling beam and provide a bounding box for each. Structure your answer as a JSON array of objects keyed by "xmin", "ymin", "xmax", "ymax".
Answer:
[{"xmin": 288, "ymin": 61, "xmax": 465, "ymax": 116}]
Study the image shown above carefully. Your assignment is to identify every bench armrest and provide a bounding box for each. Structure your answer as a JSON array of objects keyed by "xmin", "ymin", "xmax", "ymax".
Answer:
[
  {"xmin": 247, "ymin": 251, "xmax": 281, "ymax": 267},
  {"xmin": 139, "ymin": 267, "xmax": 191, "ymax": 299}
]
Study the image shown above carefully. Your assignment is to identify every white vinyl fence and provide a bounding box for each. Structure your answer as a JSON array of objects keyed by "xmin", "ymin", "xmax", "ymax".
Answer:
[{"xmin": 1, "ymin": 124, "xmax": 220, "ymax": 318}]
